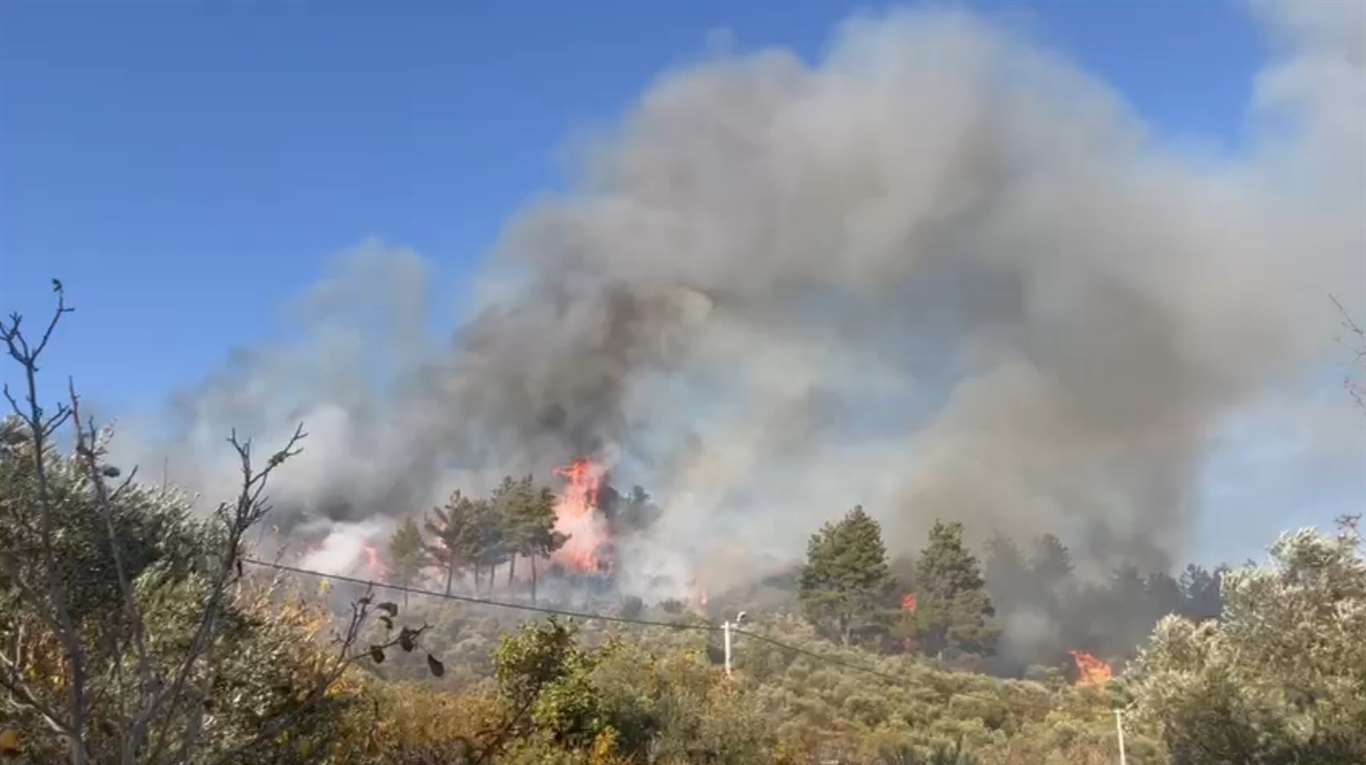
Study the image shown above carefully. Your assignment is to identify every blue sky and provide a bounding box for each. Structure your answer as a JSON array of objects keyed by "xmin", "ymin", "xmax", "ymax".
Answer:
[
  {"xmin": 6, "ymin": 1, "xmax": 1361, "ymax": 573},
  {"xmin": 2, "ymin": 1, "xmax": 1266, "ymax": 411}
]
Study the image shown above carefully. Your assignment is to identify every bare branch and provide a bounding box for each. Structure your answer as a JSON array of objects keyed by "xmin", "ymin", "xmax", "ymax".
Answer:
[
  {"xmin": 0, "ymin": 665, "xmax": 75, "ymax": 738},
  {"xmin": 0, "ymin": 287, "xmax": 90, "ymax": 765},
  {"xmin": 1331, "ymin": 294, "xmax": 1366, "ymax": 412},
  {"xmin": 140, "ymin": 423, "xmax": 308, "ymax": 764}
]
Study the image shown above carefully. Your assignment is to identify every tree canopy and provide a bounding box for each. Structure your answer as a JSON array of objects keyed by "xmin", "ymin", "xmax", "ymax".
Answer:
[
  {"xmin": 1131, "ymin": 519, "xmax": 1366, "ymax": 764},
  {"xmin": 798, "ymin": 505, "xmax": 897, "ymax": 645},
  {"xmin": 908, "ymin": 520, "xmax": 1000, "ymax": 658}
]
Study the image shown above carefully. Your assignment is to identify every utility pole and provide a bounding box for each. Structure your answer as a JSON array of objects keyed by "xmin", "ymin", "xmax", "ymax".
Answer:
[
  {"xmin": 1114, "ymin": 709, "xmax": 1127, "ymax": 765},
  {"xmin": 723, "ymin": 619, "xmax": 732, "ymax": 677},
  {"xmin": 723, "ymin": 611, "xmax": 747, "ymax": 678}
]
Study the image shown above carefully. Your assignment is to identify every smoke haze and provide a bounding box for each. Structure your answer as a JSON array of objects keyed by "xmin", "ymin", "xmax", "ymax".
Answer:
[{"xmin": 117, "ymin": 2, "xmax": 1364, "ymax": 597}]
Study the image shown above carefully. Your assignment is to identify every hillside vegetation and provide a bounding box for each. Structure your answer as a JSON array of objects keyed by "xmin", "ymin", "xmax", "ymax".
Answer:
[{"xmin": 2, "ymin": 295, "xmax": 1364, "ymax": 763}]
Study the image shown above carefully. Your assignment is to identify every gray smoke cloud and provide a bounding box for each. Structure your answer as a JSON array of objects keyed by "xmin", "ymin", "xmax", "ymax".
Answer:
[{"xmin": 117, "ymin": 3, "xmax": 1364, "ymax": 596}]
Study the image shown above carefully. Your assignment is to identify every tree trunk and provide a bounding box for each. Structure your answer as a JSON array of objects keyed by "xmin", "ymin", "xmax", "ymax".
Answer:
[
  {"xmin": 508, "ymin": 555, "xmax": 517, "ymax": 590},
  {"xmin": 444, "ymin": 561, "xmax": 454, "ymax": 596},
  {"xmin": 530, "ymin": 556, "xmax": 538, "ymax": 603}
]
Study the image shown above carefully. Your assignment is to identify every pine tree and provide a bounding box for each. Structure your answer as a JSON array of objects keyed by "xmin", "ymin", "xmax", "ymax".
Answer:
[
  {"xmin": 467, "ymin": 497, "xmax": 506, "ymax": 595},
  {"xmin": 387, "ymin": 515, "xmax": 429, "ymax": 605},
  {"xmin": 1029, "ymin": 533, "xmax": 1074, "ymax": 591},
  {"xmin": 525, "ymin": 485, "xmax": 567, "ymax": 603},
  {"xmin": 983, "ymin": 533, "xmax": 1031, "ymax": 617},
  {"xmin": 493, "ymin": 476, "xmax": 525, "ymax": 591},
  {"xmin": 798, "ymin": 505, "xmax": 896, "ymax": 646},
  {"xmin": 1028, "ymin": 532, "xmax": 1076, "ymax": 627},
  {"xmin": 425, "ymin": 490, "xmax": 479, "ymax": 595},
  {"xmin": 1178, "ymin": 563, "xmax": 1225, "ymax": 621},
  {"xmin": 909, "ymin": 520, "xmax": 999, "ymax": 657},
  {"xmin": 601, "ymin": 484, "xmax": 661, "ymax": 533},
  {"xmin": 494, "ymin": 475, "xmax": 564, "ymax": 597}
]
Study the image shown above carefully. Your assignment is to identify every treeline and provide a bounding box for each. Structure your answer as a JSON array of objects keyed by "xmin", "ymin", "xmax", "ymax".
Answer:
[
  {"xmin": 384, "ymin": 477, "xmax": 662, "ymax": 602},
  {"xmin": 981, "ymin": 534, "xmax": 1224, "ymax": 675},
  {"xmin": 4, "ymin": 290, "xmax": 1364, "ymax": 763},
  {"xmin": 398, "ymin": 477, "xmax": 566, "ymax": 601},
  {"xmin": 795, "ymin": 507, "xmax": 1225, "ymax": 675}
]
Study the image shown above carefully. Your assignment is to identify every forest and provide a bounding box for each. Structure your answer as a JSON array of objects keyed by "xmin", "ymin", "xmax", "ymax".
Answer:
[{"xmin": 1, "ymin": 290, "xmax": 1364, "ymax": 764}]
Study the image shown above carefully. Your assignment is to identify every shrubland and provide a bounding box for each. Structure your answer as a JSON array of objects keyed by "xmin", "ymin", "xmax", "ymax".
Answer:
[{"xmin": 2, "ymin": 293, "xmax": 1364, "ymax": 763}]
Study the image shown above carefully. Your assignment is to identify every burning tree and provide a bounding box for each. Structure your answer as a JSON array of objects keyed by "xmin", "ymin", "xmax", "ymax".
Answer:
[
  {"xmin": 1068, "ymin": 651, "xmax": 1113, "ymax": 687},
  {"xmin": 550, "ymin": 458, "xmax": 612, "ymax": 575}
]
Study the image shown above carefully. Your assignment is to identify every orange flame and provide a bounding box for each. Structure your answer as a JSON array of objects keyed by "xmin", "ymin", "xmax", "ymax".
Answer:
[
  {"xmin": 552, "ymin": 458, "xmax": 611, "ymax": 574},
  {"xmin": 1069, "ymin": 651, "xmax": 1113, "ymax": 687},
  {"xmin": 363, "ymin": 544, "xmax": 386, "ymax": 578},
  {"xmin": 901, "ymin": 592, "xmax": 918, "ymax": 614}
]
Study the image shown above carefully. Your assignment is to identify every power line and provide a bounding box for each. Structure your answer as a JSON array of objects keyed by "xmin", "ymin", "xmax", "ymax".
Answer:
[
  {"xmin": 242, "ymin": 557, "xmax": 719, "ymax": 632},
  {"xmin": 242, "ymin": 557, "xmax": 907, "ymax": 684}
]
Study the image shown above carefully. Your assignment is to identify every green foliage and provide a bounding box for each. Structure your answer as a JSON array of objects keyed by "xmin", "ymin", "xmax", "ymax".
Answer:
[
  {"xmin": 6, "ymin": 288, "xmax": 1359, "ymax": 763},
  {"xmin": 494, "ymin": 475, "xmax": 567, "ymax": 600},
  {"xmin": 425, "ymin": 490, "xmax": 482, "ymax": 594},
  {"xmin": 799, "ymin": 505, "xmax": 897, "ymax": 645},
  {"xmin": 0, "ymin": 420, "xmax": 200, "ymax": 626},
  {"xmin": 422, "ymin": 477, "xmax": 565, "ymax": 600},
  {"xmin": 0, "ymin": 419, "xmax": 381, "ymax": 763},
  {"xmin": 909, "ymin": 521, "xmax": 1000, "ymax": 658},
  {"xmin": 387, "ymin": 516, "xmax": 429, "ymax": 596},
  {"xmin": 496, "ymin": 617, "xmax": 606, "ymax": 747},
  {"xmin": 1130, "ymin": 521, "xmax": 1366, "ymax": 764}
]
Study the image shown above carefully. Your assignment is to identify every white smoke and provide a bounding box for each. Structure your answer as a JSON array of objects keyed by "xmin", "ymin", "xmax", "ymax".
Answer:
[{"xmin": 115, "ymin": 2, "xmax": 1365, "ymax": 594}]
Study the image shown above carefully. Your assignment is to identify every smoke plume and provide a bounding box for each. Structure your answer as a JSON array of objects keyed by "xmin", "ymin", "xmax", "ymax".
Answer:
[{"xmin": 119, "ymin": 3, "xmax": 1364, "ymax": 596}]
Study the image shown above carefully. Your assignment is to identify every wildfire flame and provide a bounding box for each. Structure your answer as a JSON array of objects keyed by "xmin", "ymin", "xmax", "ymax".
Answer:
[
  {"xmin": 552, "ymin": 458, "xmax": 611, "ymax": 574},
  {"xmin": 901, "ymin": 592, "xmax": 918, "ymax": 614},
  {"xmin": 363, "ymin": 545, "xmax": 386, "ymax": 579},
  {"xmin": 1069, "ymin": 651, "xmax": 1113, "ymax": 687}
]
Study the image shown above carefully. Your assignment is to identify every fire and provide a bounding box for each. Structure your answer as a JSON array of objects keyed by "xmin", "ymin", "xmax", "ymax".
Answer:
[
  {"xmin": 901, "ymin": 592, "xmax": 917, "ymax": 614},
  {"xmin": 553, "ymin": 458, "xmax": 604, "ymax": 511},
  {"xmin": 552, "ymin": 458, "xmax": 611, "ymax": 574},
  {"xmin": 1069, "ymin": 651, "xmax": 1113, "ymax": 687},
  {"xmin": 363, "ymin": 544, "xmax": 386, "ymax": 579}
]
